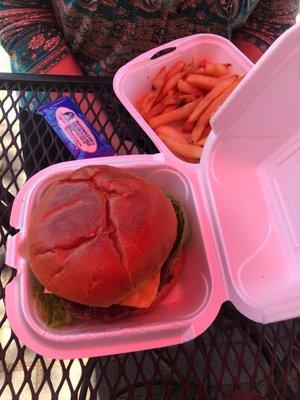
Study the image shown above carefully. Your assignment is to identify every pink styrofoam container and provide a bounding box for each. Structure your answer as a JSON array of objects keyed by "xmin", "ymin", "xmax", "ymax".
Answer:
[
  {"xmin": 113, "ymin": 33, "xmax": 253, "ymax": 160},
  {"xmin": 5, "ymin": 154, "xmax": 223, "ymax": 359},
  {"xmin": 5, "ymin": 25, "xmax": 300, "ymax": 359}
]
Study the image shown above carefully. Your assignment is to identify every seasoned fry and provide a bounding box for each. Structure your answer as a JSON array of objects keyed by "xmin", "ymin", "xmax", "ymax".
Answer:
[
  {"xmin": 159, "ymin": 59, "xmax": 196, "ymax": 99},
  {"xmin": 136, "ymin": 57, "xmax": 244, "ymax": 163},
  {"xmin": 195, "ymin": 137, "xmax": 207, "ymax": 146},
  {"xmin": 184, "ymin": 58, "xmax": 197, "ymax": 74},
  {"xmin": 161, "ymin": 70, "xmax": 185, "ymax": 97},
  {"xmin": 138, "ymin": 67, "xmax": 167, "ymax": 115},
  {"xmin": 152, "ymin": 66, "xmax": 167, "ymax": 88},
  {"xmin": 203, "ymin": 63, "xmax": 230, "ymax": 77},
  {"xmin": 165, "ymin": 60, "xmax": 186, "ymax": 82},
  {"xmin": 177, "ymin": 79, "xmax": 203, "ymax": 96},
  {"xmin": 179, "ymin": 94, "xmax": 199, "ymax": 103},
  {"xmin": 167, "ymin": 89, "xmax": 176, "ymax": 96},
  {"xmin": 159, "ymin": 135, "xmax": 203, "ymax": 159},
  {"xmin": 191, "ymin": 78, "xmax": 241, "ymax": 142},
  {"xmin": 196, "ymin": 66, "xmax": 206, "ymax": 74},
  {"xmin": 195, "ymin": 126, "xmax": 211, "ymax": 146},
  {"xmin": 163, "ymin": 94, "xmax": 198, "ymax": 106},
  {"xmin": 136, "ymin": 94, "xmax": 147, "ymax": 113},
  {"xmin": 219, "ymin": 73, "xmax": 236, "ymax": 81},
  {"xmin": 182, "ymin": 120, "xmax": 195, "ymax": 133},
  {"xmin": 174, "ymin": 153, "xmax": 200, "ymax": 163},
  {"xmin": 202, "ymin": 125, "xmax": 211, "ymax": 138},
  {"xmin": 161, "ymin": 89, "xmax": 176, "ymax": 105},
  {"xmin": 149, "ymin": 99, "xmax": 199, "ymax": 129},
  {"xmin": 186, "ymin": 74, "xmax": 221, "ymax": 91},
  {"xmin": 139, "ymin": 90, "xmax": 159, "ymax": 115},
  {"xmin": 144, "ymin": 101, "xmax": 168, "ymax": 120},
  {"xmin": 186, "ymin": 75, "xmax": 237, "ymax": 126},
  {"xmin": 163, "ymin": 95, "xmax": 179, "ymax": 106},
  {"xmin": 156, "ymin": 126, "xmax": 190, "ymax": 144},
  {"xmin": 163, "ymin": 105, "xmax": 177, "ymax": 113}
]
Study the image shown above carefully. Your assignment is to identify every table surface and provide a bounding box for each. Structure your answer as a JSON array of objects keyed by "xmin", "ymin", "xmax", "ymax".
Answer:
[{"xmin": 0, "ymin": 73, "xmax": 299, "ymax": 400}]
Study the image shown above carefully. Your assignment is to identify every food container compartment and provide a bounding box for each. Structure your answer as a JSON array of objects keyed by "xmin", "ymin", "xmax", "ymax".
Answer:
[
  {"xmin": 6, "ymin": 25, "xmax": 300, "ymax": 358},
  {"xmin": 113, "ymin": 34, "xmax": 253, "ymax": 160},
  {"xmin": 5, "ymin": 154, "xmax": 224, "ymax": 359}
]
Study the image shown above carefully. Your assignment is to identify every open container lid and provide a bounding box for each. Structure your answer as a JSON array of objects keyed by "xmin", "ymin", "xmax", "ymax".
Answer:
[{"xmin": 201, "ymin": 24, "xmax": 300, "ymax": 323}]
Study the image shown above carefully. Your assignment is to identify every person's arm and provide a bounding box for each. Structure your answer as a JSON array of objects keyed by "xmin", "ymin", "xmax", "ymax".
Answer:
[
  {"xmin": 0, "ymin": 1, "xmax": 82, "ymax": 75},
  {"xmin": 232, "ymin": 39, "xmax": 263, "ymax": 63},
  {"xmin": 232, "ymin": 0, "xmax": 299, "ymax": 63},
  {"xmin": 46, "ymin": 53, "xmax": 83, "ymax": 76}
]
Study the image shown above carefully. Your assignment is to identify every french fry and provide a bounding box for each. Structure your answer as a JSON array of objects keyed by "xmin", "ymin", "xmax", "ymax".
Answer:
[
  {"xmin": 159, "ymin": 134, "xmax": 203, "ymax": 159},
  {"xmin": 161, "ymin": 70, "xmax": 185, "ymax": 97},
  {"xmin": 184, "ymin": 58, "xmax": 197, "ymax": 74},
  {"xmin": 162, "ymin": 90, "xmax": 176, "ymax": 105},
  {"xmin": 195, "ymin": 126, "xmax": 211, "ymax": 146},
  {"xmin": 220, "ymin": 73, "xmax": 244, "ymax": 82},
  {"xmin": 136, "ymin": 94, "xmax": 147, "ymax": 113},
  {"xmin": 203, "ymin": 63, "xmax": 230, "ymax": 77},
  {"xmin": 156, "ymin": 126, "xmax": 190, "ymax": 144},
  {"xmin": 163, "ymin": 105, "xmax": 177, "ymax": 113},
  {"xmin": 178, "ymin": 94, "xmax": 199, "ymax": 104},
  {"xmin": 144, "ymin": 101, "xmax": 168, "ymax": 120},
  {"xmin": 155, "ymin": 92, "xmax": 165, "ymax": 104},
  {"xmin": 138, "ymin": 67, "xmax": 167, "ymax": 115},
  {"xmin": 191, "ymin": 78, "xmax": 241, "ymax": 142},
  {"xmin": 163, "ymin": 94, "xmax": 198, "ymax": 106},
  {"xmin": 202, "ymin": 125, "xmax": 211, "ymax": 138},
  {"xmin": 138, "ymin": 56, "xmax": 244, "ymax": 163},
  {"xmin": 183, "ymin": 119, "xmax": 195, "ymax": 133},
  {"xmin": 187, "ymin": 75, "xmax": 238, "ymax": 126},
  {"xmin": 165, "ymin": 60, "xmax": 186, "ymax": 82},
  {"xmin": 186, "ymin": 74, "xmax": 221, "ymax": 91},
  {"xmin": 167, "ymin": 89, "xmax": 176, "ymax": 97},
  {"xmin": 196, "ymin": 66, "xmax": 206, "ymax": 74},
  {"xmin": 159, "ymin": 59, "xmax": 196, "ymax": 100},
  {"xmin": 182, "ymin": 133, "xmax": 194, "ymax": 144},
  {"xmin": 152, "ymin": 66, "xmax": 167, "ymax": 88},
  {"xmin": 219, "ymin": 73, "xmax": 236, "ymax": 81},
  {"xmin": 163, "ymin": 95, "xmax": 179, "ymax": 106},
  {"xmin": 195, "ymin": 137, "xmax": 207, "ymax": 146},
  {"xmin": 177, "ymin": 79, "xmax": 203, "ymax": 96},
  {"xmin": 149, "ymin": 99, "xmax": 199, "ymax": 129},
  {"xmin": 139, "ymin": 90, "xmax": 159, "ymax": 115},
  {"xmin": 173, "ymin": 153, "xmax": 200, "ymax": 163}
]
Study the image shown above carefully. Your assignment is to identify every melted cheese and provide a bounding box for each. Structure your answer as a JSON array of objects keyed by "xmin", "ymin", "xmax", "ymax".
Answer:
[{"xmin": 119, "ymin": 272, "xmax": 161, "ymax": 308}]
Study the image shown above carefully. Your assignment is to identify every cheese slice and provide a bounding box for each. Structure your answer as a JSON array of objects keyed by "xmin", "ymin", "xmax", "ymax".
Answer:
[{"xmin": 119, "ymin": 272, "xmax": 161, "ymax": 308}]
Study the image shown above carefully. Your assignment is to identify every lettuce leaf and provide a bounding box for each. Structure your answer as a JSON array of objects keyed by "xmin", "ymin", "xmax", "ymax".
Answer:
[
  {"xmin": 32, "ymin": 285, "xmax": 72, "ymax": 327},
  {"xmin": 165, "ymin": 191, "xmax": 190, "ymax": 264}
]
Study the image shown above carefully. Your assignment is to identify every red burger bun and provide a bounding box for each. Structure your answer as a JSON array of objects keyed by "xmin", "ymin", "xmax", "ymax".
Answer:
[{"xmin": 28, "ymin": 165, "xmax": 178, "ymax": 308}]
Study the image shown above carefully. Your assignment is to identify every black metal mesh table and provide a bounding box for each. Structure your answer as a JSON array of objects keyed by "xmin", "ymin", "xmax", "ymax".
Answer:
[{"xmin": 0, "ymin": 73, "xmax": 299, "ymax": 400}]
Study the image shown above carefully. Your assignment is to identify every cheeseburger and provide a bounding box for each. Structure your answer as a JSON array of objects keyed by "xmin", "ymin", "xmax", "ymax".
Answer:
[{"xmin": 29, "ymin": 165, "xmax": 189, "ymax": 326}]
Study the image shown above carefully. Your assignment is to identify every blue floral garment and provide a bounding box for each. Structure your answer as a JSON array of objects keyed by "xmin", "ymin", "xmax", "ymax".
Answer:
[{"xmin": 0, "ymin": 0, "xmax": 298, "ymax": 77}]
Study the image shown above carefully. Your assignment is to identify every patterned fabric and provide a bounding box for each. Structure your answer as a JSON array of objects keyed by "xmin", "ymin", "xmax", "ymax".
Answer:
[{"xmin": 0, "ymin": 0, "xmax": 298, "ymax": 76}]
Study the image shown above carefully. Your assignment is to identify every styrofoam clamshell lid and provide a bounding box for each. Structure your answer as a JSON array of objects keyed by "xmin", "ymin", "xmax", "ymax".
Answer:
[{"xmin": 201, "ymin": 24, "xmax": 300, "ymax": 323}]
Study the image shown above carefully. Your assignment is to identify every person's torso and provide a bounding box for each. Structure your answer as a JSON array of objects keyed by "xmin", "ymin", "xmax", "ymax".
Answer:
[{"xmin": 51, "ymin": 0, "xmax": 259, "ymax": 75}]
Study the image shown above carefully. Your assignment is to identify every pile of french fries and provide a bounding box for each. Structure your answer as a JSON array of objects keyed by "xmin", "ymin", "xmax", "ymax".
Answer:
[{"xmin": 136, "ymin": 59, "xmax": 243, "ymax": 163}]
